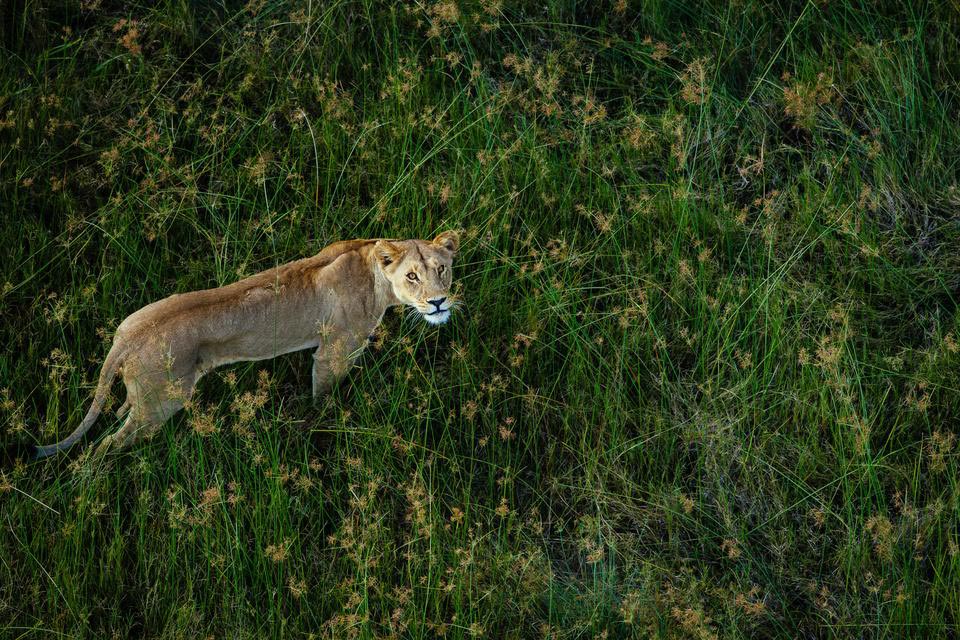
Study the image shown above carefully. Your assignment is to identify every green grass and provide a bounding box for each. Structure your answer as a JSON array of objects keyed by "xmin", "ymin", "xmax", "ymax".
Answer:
[{"xmin": 2, "ymin": 0, "xmax": 959, "ymax": 637}]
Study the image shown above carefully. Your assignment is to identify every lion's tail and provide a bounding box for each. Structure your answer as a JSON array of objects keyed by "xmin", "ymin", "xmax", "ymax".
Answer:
[{"xmin": 35, "ymin": 341, "xmax": 125, "ymax": 459}]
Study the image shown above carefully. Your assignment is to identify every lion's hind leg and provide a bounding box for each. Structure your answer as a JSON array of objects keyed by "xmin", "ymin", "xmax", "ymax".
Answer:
[
  {"xmin": 96, "ymin": 367, "xmax": 197, "ymax": 455},
  {"xmin": 94, "ymin": 413, "xmax": 148, "ymax": 457},
  {"xmin": 95, "ymin": 399, "xmax": 187, "ymax": 455}
]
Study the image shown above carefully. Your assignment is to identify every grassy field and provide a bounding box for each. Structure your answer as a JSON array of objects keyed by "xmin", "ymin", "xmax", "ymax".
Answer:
[{"xmin": 2, "ymin": 0, "xmax": 960, "ymax": 637}]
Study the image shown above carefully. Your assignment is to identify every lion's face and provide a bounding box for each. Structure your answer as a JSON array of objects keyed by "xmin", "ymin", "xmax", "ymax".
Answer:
[{"xmin": 376, "ymin": 231, "xmax": 459, "ymax": 325}]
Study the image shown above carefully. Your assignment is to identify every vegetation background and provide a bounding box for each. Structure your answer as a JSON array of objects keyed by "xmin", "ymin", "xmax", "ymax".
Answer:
[{"xmin": 2, "ymin": 0, "xmax": 959, "ymax": 637}]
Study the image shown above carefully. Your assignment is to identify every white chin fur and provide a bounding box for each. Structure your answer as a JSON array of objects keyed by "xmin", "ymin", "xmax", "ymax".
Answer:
[{"xmin": 422, "ymin": 310, "xmax": 450, "ymax": 325}]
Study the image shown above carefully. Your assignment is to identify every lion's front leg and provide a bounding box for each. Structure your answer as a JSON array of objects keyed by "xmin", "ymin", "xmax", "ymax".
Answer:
[
  {"xmin": 311, "ymin": 333, "xmax": 366, "ymax": 398},
  {"xmin": 311, "ymin": 355, "xmax": 335, "ymax": 398}
]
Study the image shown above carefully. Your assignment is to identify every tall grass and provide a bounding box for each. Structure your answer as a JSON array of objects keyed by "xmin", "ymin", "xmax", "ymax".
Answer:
[{"xmin": 1, "ymin": 0, "xmax": 959, "ymax": 637}]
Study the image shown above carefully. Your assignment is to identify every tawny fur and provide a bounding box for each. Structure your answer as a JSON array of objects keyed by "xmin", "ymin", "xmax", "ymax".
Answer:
[{"xmin": 36, "ymin": 233, "xmax": 459, "ymax": 458}]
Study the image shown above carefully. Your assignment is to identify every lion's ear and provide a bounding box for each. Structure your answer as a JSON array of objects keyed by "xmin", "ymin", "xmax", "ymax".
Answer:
[
  {"xmin": 432, "ymin": 230, "xmax": 459, "ymax": 254},
  {"xmin": 374, "ymin": 240, "xmax": 405, "ymax": 268}
]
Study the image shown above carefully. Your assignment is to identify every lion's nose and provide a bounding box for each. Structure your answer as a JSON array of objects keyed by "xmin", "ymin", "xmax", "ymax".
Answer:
[{"xmin": 428, "ymin": 297, "xmax": 446, "ymax": 310}]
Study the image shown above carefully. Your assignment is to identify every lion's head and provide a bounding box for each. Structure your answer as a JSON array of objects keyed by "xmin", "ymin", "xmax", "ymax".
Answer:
[{"xmin": 375, "ymin": 231, "xmax": 459, "ymax": 325}]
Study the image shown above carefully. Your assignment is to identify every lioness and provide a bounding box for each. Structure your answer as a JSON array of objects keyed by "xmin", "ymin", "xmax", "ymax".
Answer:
[{"xmin": 35, "ymin": 232, "xmax": 459, "ymax": 458}]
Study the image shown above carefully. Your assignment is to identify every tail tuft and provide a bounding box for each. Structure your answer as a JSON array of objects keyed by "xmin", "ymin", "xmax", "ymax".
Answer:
[{"xmin": 34, "ymin": 341, "xmax": 124, "ymax": 459}]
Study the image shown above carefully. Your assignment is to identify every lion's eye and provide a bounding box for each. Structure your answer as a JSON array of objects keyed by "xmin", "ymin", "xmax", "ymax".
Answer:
[
  {"xmin": 406, "ymin": 272, "xmax": 419, "ymax": 282},
  {"xmin": 438, "ymin": 265, "xmax": 446, "ymax": 276}
]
